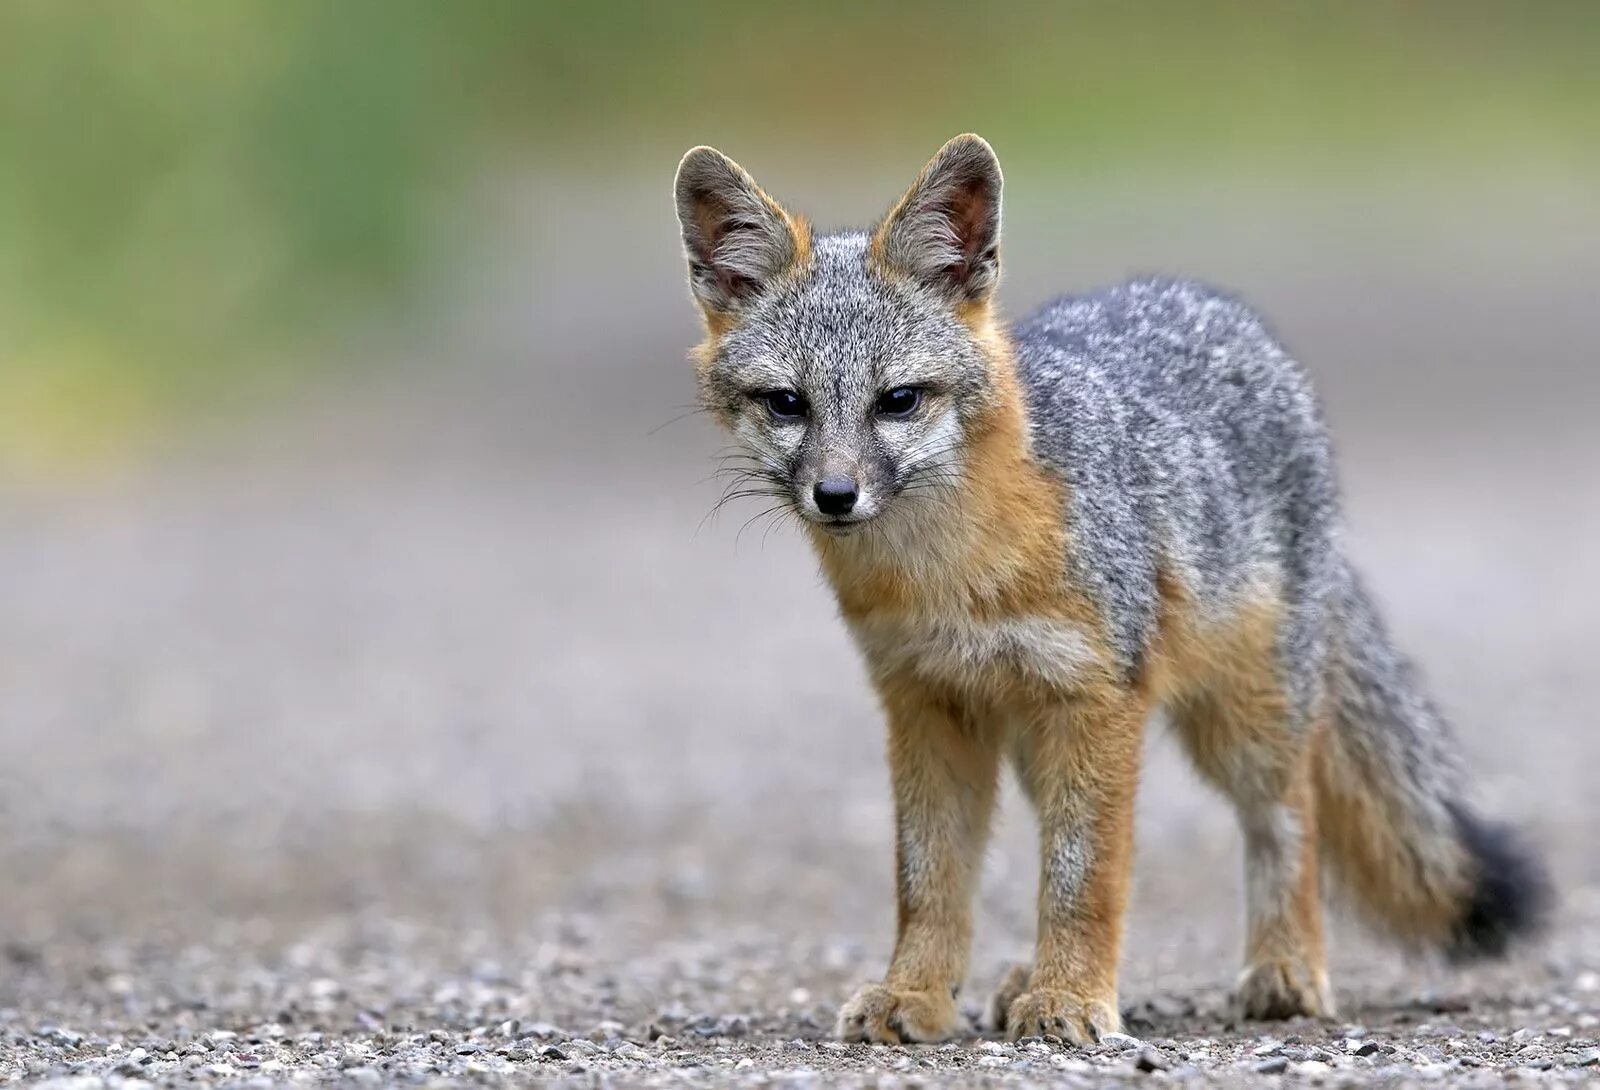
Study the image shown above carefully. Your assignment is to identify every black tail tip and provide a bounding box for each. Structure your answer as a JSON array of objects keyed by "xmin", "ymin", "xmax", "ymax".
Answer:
[{"xmin": 1445, "ymin": 801, "xmax": 1553, "ymax": 962}]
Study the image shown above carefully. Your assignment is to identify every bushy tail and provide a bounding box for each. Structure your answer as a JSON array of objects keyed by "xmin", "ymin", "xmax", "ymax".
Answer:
[{"xmin": 1312, "ymin": 562, "xmax": 1550, "ymax": 960}]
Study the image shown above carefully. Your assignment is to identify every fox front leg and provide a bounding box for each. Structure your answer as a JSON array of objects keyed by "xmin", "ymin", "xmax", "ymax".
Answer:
[
  {"xmin": 837, "ymin": 679, "xmax": 1000, "ymax": 1043},
  {"xmin": 997, "ymin": 693, "xmax": 1145, "ymax": 1043}
]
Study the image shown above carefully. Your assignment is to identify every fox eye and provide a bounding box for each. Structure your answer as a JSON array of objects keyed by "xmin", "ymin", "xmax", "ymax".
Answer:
[
  {"xmin": 759, "ymin": 389, "xmax": 807, "ymax": 419},
  {"xmin": 875, "ymin": 386, "xmax": 923, "ymax": 417}
]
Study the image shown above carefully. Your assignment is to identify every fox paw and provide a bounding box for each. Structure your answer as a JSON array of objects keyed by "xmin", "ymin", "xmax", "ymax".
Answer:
[
  {"xmin": 1235, "ymin": 960, "xmax": 1333, "ymax": 1020},
  {"xmin": 1003, "ymin": 988, "xmax": 1120, "ymax": 1044},
  {"xmin": 836, "ymin": 982, "xmax": 963, "ymax": 1043},
  {"xmin": 984, "ymin": 963, "xmax": 1032, "ymax": 1031}
]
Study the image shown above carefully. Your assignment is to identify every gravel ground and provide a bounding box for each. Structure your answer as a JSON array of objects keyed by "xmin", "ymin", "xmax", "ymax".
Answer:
[{"xmin": 3, "ymin": 178, "xmax": 1599, "ymax": 1087}]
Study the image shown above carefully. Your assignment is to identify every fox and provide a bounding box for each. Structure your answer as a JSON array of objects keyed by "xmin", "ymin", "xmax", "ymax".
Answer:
[{"xmin": 671, "ymin": 134, "xmax": 1549, "ymax": 1044}]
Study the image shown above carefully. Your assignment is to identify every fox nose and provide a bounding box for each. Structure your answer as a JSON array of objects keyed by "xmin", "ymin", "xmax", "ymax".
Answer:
[{"xmin": 813, "ymin": 476, "xmax": 859, "ymax": 516}]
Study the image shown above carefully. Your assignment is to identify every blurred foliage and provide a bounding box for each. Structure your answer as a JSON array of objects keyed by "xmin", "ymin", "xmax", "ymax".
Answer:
[{"xmin": 1, "ymin": 1, "xmax": 1596, "ymax": 476}]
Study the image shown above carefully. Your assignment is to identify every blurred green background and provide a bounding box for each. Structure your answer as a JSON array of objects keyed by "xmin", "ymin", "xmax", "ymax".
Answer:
[{"xmin": 2, "ymin": 1, "xmax": 1597, "ymax": 481}]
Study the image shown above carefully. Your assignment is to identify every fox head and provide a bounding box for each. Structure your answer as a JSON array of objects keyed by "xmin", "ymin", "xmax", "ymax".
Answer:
[{"xmin": 673, "ymin": 135, "xmax": 1007, "ymax": 539}]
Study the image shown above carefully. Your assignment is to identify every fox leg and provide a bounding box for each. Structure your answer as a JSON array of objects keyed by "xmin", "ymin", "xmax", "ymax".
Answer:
[
  {"xmin": 837, "ymin": 678, "xmax": 1001, "ymax": 1043},
  {"xmin": 1236, "ymin": 741, "xmax": 1332, "ymax": 1020},
  {"xmin": 996, "ymin": 693, "xmax": 1144, "ymax": 1042},
  {"xmin": 984, "ymin": 962, "xmax": 1032, "ymax": 1031},
  {"xmin": 1174, "ymin": 682, "xmax": 1333, "ymax": 1019}
]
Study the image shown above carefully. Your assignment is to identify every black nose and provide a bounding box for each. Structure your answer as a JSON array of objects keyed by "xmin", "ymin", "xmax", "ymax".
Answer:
[{"xmin": 813, "ymin": 476, "xmax": 859, "ymax": 516}]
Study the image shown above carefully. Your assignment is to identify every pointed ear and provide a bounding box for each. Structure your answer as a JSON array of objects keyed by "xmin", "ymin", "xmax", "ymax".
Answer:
[
  {"xmin": 872, "ymin": 134, "xmax": 1002, "ymax": 304},
  {"xmin": 674, "ymin": 146, "xmax": 807, "ymax": 319}
]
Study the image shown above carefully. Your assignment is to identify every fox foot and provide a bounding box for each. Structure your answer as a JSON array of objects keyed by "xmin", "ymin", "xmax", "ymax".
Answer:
[
  {"xmin": 1000, "ymin": 985, "xmax": 1120, "ymax": 1044},
  {"xmin": 1235, "ymin": 959, "xmax": 1333, "ymax": 1020},
  {"xmin": 836, "ymin": 982, "xmax": 963, "ymax": 1043},
  {"xmin": 984, "ymin": 963, "xmax": 1031, "ymax": 1032}
]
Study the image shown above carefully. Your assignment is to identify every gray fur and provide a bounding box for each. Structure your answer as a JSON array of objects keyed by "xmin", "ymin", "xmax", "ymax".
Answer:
[
  {"xmin": 1012, "ymin": 282, "xmax": 1548, "ymax": 945},
  {"xmin": 1013, "ymin": 278, "xmax": 1338, "ymax": 717}
]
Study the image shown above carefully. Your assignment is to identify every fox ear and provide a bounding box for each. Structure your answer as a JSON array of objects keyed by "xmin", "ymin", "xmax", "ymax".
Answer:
[
  {"xmin": 674, "ymin": 146, "xmax": 805, "ymax": 319},
  {"xmin": 873, "ymin": 134, "xmax": 1002, "ymax": 304}
]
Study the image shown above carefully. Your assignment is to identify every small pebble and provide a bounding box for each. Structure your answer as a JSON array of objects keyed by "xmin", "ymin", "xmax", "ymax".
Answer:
[
  {"xmin": 1134, "ymin": 1046, "xmax": 1170, "ymax": 1072},
  {"xmin": 1100, "ymin": 1032, "xmax": 1143, "ymax": 1051}
]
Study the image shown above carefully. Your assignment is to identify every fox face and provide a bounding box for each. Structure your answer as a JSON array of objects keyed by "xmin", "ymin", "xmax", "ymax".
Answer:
[{"xmin": 674, "ymin": 136, "xmax": 1005, "ymax": 537}]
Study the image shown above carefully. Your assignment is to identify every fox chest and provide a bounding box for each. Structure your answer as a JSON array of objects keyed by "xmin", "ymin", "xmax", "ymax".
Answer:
[{"xmin": 847, "ymin": 612, "xmax": 1100, "ymax": 693}]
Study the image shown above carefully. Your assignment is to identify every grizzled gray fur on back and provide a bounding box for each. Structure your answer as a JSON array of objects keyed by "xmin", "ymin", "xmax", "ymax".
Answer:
[
  {"xmin": 1012, "ymin": 277, "xmax": 1337, "ymax": 718},
  {"xmin": 1011, "ymin": 277, "xmax": 1547, "ymax": 954}
]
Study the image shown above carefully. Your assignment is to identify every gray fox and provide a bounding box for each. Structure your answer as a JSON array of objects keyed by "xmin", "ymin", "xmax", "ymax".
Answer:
[{"xmin": 672, "ymin": 134, "xmax": 1549, "ymax": 1043}]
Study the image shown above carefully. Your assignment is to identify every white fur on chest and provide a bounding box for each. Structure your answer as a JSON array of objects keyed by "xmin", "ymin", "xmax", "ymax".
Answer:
[{"xmin": 849, "ymin": 613, "xmax": 1098, "ymax": 691}]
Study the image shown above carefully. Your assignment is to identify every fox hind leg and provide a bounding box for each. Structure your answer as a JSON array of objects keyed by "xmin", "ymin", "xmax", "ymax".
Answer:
[
  {"xmin": 1174, "ymin": 681, "xmax": 1333, "ymax": 1020},
  {"xmin": 984, "ymin": 962, "xmax": 1031, "ymax": 1032},
  {"xmin": 1234, "ymin": 742, "xmax": 1332, "ymax": 1020}
]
